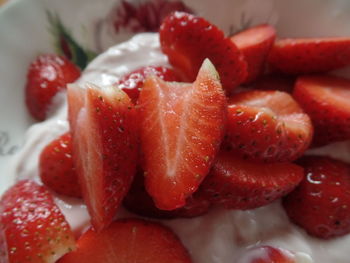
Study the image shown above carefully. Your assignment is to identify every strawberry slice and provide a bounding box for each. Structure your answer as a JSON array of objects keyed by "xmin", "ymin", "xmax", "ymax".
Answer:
[
  {"xmin": 118, "ymin": 66, "xmax": 179, "ymax": 103},
  {"xmin": 198, "ymin": 151, "xmax": 304, "ymax": 210},
  {"xmin": 283, "ymin": 156, "xmax": 350, "ymax": 239},
  {"xmin": 293, "ymin": 75, "xmax": 350, "ymax": 146},
  {"xmin": 160, "ymin": 11, "xmax": 247, "ymax": 93},
  {"xmin": 67, "ymin": 83, "xmax": 138, "ymax": 231},
  {"xmin": 123, "ymin": 171, "xmax": 211, "ymax": 219},
  {"xmin": 268, "ymin": 38, "xmax": 350, "ymax": 75},
  {"xmin": 138, "ymin": 59, "xmax": 226, "ymax": 210},
  {"xmin": 0, "ymin": 180, "xmax": 75, "ymax": 263},
  {"xmin": 230, "ymin": 24, "xmax": 276, "ymax": 83},
  {"xmin": 58, "ymin": 218, "xmax": 192, "ymax": 263},
  {"xmin": 237, "ymin": 246, "xmax": 297, "ymax": 263},
  {"xmin": 39, "ymin": 132, "xmax": 81, "ymax": 198},
  {"xmin": 225, "ymin": 90, "xmax": 313, "ymax": 162},
  {"xmin": 25, "ymin": 54, "xmax": 81, "ymax": 120}
]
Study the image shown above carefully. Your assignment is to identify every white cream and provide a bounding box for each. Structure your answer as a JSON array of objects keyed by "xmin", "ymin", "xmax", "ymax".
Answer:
[{"xmin": 8, "ymin": 32, "xmax": 350, "ymax": 263}]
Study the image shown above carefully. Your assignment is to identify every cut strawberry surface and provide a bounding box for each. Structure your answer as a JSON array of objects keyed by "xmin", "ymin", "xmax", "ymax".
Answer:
[
  {"xmin": 123, "ymin": 171, "xmax": 211, "ymax": 219},
  {"xmin": 226, "ymin": 90, "xmax": 313, "ymax": 162},
  {"xmin": 160, "ymin": 11, "xmax": 247, "ymax": 93},
  {"xmin": 231, "ymin": 24, "xmax": 276, "ymax": 83},
  {"xmin": 293, "ymin": 75, "xmax": 350, "ymax": 146},
  {"xmin": 58, "ymin": 218, "xmax": 192, "ymax": 263},
  {"xmin": 198, "ymin": 151, "xmax": 304, "ymax": 210},
  {"xmin": 283, "ymin": 156, "xmax": 350, "ymax": 239},
  {"xmin": 118, "ymin": 66, "xmax": 179, "ymax": 103},
  {"xmin": 0, "ymin": 180, "xmax": 75, "ymax": 263},
  {"xmin": 237, "ymin": 246, "xmax": 296, "ymax": 263},
  {"xmin": 268, "ymin": 38, "xmax": 350, "ymax": 75},
  {"xmin": 67, "ymin": 83, "xmax": 138, "ymax": 231},
  {"xmin": 138, "ymin": 59, "xmax": 226, "ymax": 210},
  {"xmin": 25, "ymin": 54, "xmax": 81, "ymax": 121},
  {"xmin": 39, "ymin": 132, "xmax": 81, "ymax": 198}
]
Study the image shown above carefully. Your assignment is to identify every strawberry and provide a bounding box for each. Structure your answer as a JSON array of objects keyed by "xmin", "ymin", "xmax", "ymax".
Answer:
[
  {"xmin": 225, "ymin": 90, "xmax": 313, "ymax": 162},
  {"xmin": 123, "ymin": 171, "xmax": 211, "ymax": 219},
  {"xmin": 160, "ymin": 11, "xmax": 247, "ymax": 93},
  {"xmin": 138, "ymin": 59, "xmax": 226, "ymax": 210},
  {"xmin": 67, "ymin": 83, "xmax": 138, "ymax": 231},
  {"xmin": 39, "ymin": 132, "xmax": 81, "ymax": 198},
  {"xmin": 198, "ymin": 151, "xmax": 304, "ymax": 210},
  {"xmin": 230, "ymin": 24, "xmax": 276, "ymax": 83},
  {"xmin": 25, "ymin": 54, "xmax": 81, "ymax": 120},
  {"xmin": 0, "ymin": 180, "xmax": 75, "ymax": 263},
  {"xmin": 268, "ymin": 38, "xmax": 350, "ymax": 75},
  {"xmin": 58, "ymin": 218, "xmax": 192, "ymax": 263},
  {"xmin": 252, "ymin": 74, "xmax": 295, "ymax": 94},
  {"xmin": 293, "ymin": 75, "xmax": 350, "ymax": 146},
  {"xmin": 283, "ymin": 156, "xmax": 350, "ymax": 239},
  {"xmin": 118, "ymin": 66, "xmax": 179, "ymax": 103},
  {"xmin": 237, "ymin": 246, "xmax": 296, "ymax": 263}
]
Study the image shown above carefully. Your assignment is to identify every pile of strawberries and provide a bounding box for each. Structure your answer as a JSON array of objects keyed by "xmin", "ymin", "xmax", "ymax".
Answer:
[{"xmin": 2, "ymin": 11, "xmax": 350, "ymax": 263}]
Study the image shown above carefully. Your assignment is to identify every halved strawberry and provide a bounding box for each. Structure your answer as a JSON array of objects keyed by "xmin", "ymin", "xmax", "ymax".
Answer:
[
  {"xmin": 237, "ymin": 246, "xmax": 296, "ymax": 263},
  {"xmin": 225, "ymin": 90, "xmax": 313, "ymax": 162},
  {"xmin": 26, "ymin": 54, "xmax": 81, "ymax": 120},
  {"xmin": 138, "ymin": 59, "xmax": 226, "ymax": 210},
  {"xmin": 67, "ymin": 83, "xmax": 138, "ymax": 231},
  {"xmin": 39, "ymin": 132, "xmax": 81, "ymax": 198},
  {"xmin": 283, "ymin": 156, "xmax": 350, "ymax": 239},
  {"xmin": 198, "ymin": 151, "xmax": 304, "ymax": 210},
  {"xmin": 123, "ymin": 171, "xmax": 211, "ymax": 219},
  {"xmin": 230, "ymin": 24, "xmax": 276, "ymax": 83},
  {"xmin": 268, "ymin": 38, "xmax": 350, "ymax": 75},
  {"xmin": 0, "ymin": 180, "xmax": 75, "ymax": 263},
  {"xmin": 118, "ymin": 66, "xmax": 179, "ymax": 103},
  {"xmin": 58, "ymin": 218, "xmax": 192, "ymax": 263},
  {"xmin": 293, "ymin": 75, "xmax": 350, "ymax": 146},
  {"xmin": 252, "ymin": 74, "xmax": 295, "ymax": 94},
  {"xmin": 160, "ymin": 11, "xmax": 247, "ymax": 93}
]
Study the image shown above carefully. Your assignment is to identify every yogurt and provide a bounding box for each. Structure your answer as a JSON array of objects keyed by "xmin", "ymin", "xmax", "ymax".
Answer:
[{"xmin": 9, "ymin": 33, "xmax": 350, "ymax": 263}]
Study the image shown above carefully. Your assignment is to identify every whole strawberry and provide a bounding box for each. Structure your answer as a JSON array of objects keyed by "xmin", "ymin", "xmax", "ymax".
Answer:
[
  {"xmin": 25, "ymin": 54, "xmax": 80, "ymax": 120},
  {"xmin": 283, "ymin": 156, "xmax": 350, "ymax": 239},
  {"xmin": 39, "ymin": 132, "xmax": 81, "ymax": 198}
]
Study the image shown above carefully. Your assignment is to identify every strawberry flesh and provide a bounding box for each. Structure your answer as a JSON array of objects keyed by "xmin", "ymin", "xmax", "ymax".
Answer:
[
  {"xmin": 138, "ymin": 59, "xmax": 226, "ymax": 210},
  {"xmin": 58, "ymin": 218, "xmax": 192, "ymax": 263},
  {"xmin": 39, "ymin": 132, "xmax": 81, "ymax": 198},
  {"xmin": 25, "ymin": 54, "xmax": 80, "ymax": 120},
  {"xmin": 67, "ymin": 83, "xmax": 138, "ymax": 231},
  {"xmin": 231, "ymin": 24, "xmax": 276, "ymax": 83},
  {"xmin": 198, "ymin": 151, "xmax": 304, "ymax": 210},
  {"xmin": 293, "ymin": 75, "xmax": 350, "ymax": 146},
  {"xmin": 283, "ymin": 156, "xmax": 350, "ymax": 239},
  {"xmin": 225, "ymin": 90, "xmax": 313, "ymax": 162},
  {"xmin": 160, "ymin": 12, "xmax": 247, "ymax": 93},
  {"xmin": 0, "ymin": 180, "xmax": 75, "ymax": 263}
]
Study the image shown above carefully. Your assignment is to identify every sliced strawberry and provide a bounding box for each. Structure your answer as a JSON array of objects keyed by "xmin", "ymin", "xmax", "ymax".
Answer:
[
  {"xmin": 39, "ymin": 132, "xmax": 81, "ymax": 198},
  {"xmin": 123, "ymin": 171, "xmax": 211, "ymax": 219},
  {"xmin": 230, "ymin": 24, "xmax": 276, "ymax": 83},
  {"xmin": 118, "ymin": 66, "xmax": 179, "ymax": 103},
  {"xmin": 25, "ymin": 54, "xmax": 81, "ymax": 120},
  {"xmin": 283, "ymin": 156, "xmax": 350, "ymax": 239},
  {"xmin": 160, "ymin": 11, "xmax": 247, "ymax": 93},
  {"xmin": 67, "ymin": 83, "xmax": 138, "ymax": 231},
  {"xmin": 198, "ymin": 151, "xmax": 304, "ymax": 210},
  {"xmin": 0, "ymin": 180, "xmax": 75, "ymax": 263},
  {"xmin": 293, "ymin": 75, "xmax": 350, "ymax": 146},
  {"xmin": 58, "ymin": 218, "xmax": 192, "ymax": 263},
  {"xmin": 268, "ymin": 38, "xmax": 350, "ymax": 75},
  {"xmin": 138, "ymin": 59, "xmax": 226, "ymax": 210},
  {"xmin": 225, "ymin": 90, "xmax": 313, "ymax": 162},
  {"xmin": 252, "ymin": 74, "xmax": 295, "ymax": 93},
  {"xmin": 237, "ymin": 246, "xmax": 296, "ymax": 263}
]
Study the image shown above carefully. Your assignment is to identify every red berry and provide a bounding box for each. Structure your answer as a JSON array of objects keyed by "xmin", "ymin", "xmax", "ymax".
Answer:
[{"xmin": 237, "ymin": 246, "xmax": 296, "ymax": 263}]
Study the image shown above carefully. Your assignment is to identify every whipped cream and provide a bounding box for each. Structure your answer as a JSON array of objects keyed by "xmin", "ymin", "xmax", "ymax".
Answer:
[{"xmin": 8, "ymin": 33, "xmax": 350, "ymax": 263}]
